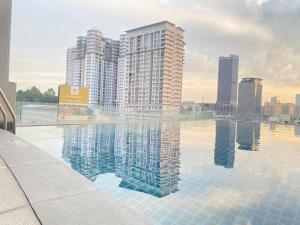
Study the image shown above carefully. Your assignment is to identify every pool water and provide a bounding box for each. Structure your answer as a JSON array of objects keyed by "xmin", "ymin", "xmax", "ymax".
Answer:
[{"xmin": 17, "ymin": 119, "xmax": 300, "ymax": 225}]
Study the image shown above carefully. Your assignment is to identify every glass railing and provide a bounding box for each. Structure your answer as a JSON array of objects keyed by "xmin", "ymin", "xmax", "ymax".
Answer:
[
  {"xmin": 15, "ymin": 101, "xmax": 300, "ymax": 128},
  {"xmin": 16, "ymin": 101, "xmax": 216, "ymax": 126}
]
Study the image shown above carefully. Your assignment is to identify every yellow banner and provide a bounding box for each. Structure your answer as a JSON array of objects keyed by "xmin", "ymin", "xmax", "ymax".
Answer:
[{"xmin": 59, "ymin": 85, "xmax": 89, "ymax": 105}]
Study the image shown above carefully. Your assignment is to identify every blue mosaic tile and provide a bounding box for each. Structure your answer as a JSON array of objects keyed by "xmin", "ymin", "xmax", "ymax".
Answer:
[{"xmin": 18, "ymin": 120, "xmax": 300, "ymax": 225}]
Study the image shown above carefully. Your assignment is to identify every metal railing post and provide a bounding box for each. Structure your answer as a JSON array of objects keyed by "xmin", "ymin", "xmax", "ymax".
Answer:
[
  {"xmin": 0, "ymin": 103, "xmax": 8, "ymax": 130},
  {"xmin": 0, "ymin": 88, "xmax": 16, "ymax": 134}
]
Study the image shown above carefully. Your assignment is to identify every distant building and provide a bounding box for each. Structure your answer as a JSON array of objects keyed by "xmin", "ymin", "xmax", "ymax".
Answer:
[
  {"xmin": 263, "ymin": 101, "xmax": 271, "ymax": 119},
  {"xmin": 66, "ymin": 22, "xmax": 184, "ymax": 112},
  {"xmin": 117, "ymin": 21, "xmax": 185, "ymax": 112},
  {"xmin": 116, "ymin": 34, "xmax": 128, "ymax": 111},
  {"xmin": 66, "ymin": 29, "xmax": 119, "ymax": 110},
  {"xmin": 216, "ymin": 55, "xmax": 239, "ymax": 116},
  {"xmin": 271, "ymin": 97, "xmax": 280, "ymax": 106},
  {"xmin": 296, "ymin": 94, "xmax": 300, "ymax": 115},
  {"xmin": 181, "ymin": 101, "xmax": 195, "ymax": 110},
  {"xmin": 295, "ymin": 126, "xmax": 300, "ymax": 136},
  {"xmin": 66, "ymin": 36, "xmax": 86, "ymax": 87},
  {"xmin": 84, "ymin": 29, "xmax": 105, "ymax": 109},
  {"xmin": 264, "ymin": 100, "xmax": 296, "ymax": 124},
  {"xmin": 200, "ymin": 103, "xmax": 217, "ymax": 111},
  {"xmin": 102, "ymin": 38, "xmax": 120, "ymax": 111},
  {"xmin": 237, "ymin": 78, "xmax": 263, "ymax": 120}
]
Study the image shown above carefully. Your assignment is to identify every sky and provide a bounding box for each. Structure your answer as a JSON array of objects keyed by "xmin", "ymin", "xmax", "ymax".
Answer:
[{"xmin": 10, "ymin": 0, "xmax": 300, "ymax": 103}]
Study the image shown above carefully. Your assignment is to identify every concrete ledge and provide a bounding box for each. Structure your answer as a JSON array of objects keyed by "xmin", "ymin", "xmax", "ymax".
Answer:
[
  {"xmin": 0, "ymin": 130, "xmax": 151, "ymax": 225},
  {"xmin": 0, "ymin": 159, "xmax": 40, "ymax": 225}
]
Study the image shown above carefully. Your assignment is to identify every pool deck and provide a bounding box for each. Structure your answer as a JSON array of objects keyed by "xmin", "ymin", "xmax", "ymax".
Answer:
[{"xmin": 0, "ymin": 129, "xmax": 151, "ymax": 225}]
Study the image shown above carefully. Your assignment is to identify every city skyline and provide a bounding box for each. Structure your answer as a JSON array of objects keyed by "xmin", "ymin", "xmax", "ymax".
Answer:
[
  {"xmin": 9, "ymin": 0, "xmax": 300, "ymax": 103},
  {"xmin": 66, "ymin": 21, "xmax": 184, "ymax": 110}
]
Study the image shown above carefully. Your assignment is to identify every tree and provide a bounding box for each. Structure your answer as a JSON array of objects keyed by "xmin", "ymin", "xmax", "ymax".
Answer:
[
  {"xmin": 16, "ymin": 86, "xmax": 58, "ymax": 103},
  {"xmin": 43, "ymin": 88, "xmax": 57, "ymax": 103}
]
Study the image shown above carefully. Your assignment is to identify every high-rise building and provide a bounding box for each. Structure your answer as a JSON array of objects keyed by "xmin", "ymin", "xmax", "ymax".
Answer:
[
  {"xmin": 116, "ymin": 34, "xmax": 128, "ymax": 111},
  {"xmin": 216, "ymin": 55, "xmax": 239, "ymax": 116},
  {"xmin": 66, "ymin": 36, "xmax": 86, "ymax": 86},
  {"xmin": 102, "ymin": 38, "xmax": 120, "ymax": 111},
  {"xmin": 117, "ymin": 21, "xmax": 185, "ymax": 112},
  {"xmin": 66, "ymin": 21, "xmax": 184, "ymax": 112},
  {"xmin": 0, "ymin": 0, "xmax": 16, "ymax": 117},
  {"xmin": 271, "ymin": 96, "xmax": 280, "ymax": 106},
  {"xmin": 84, "ymin": 29, "xmax": 105, "ymax": 109},
  {"xmin": 66, "ymin": 29, "xmax": 120, "ymax": 110},
  {"xmin": 237, "ymin": 78, "xmax": 263, "ymax": 120},
  {"xmin": 296, "ymin": 94, "xmax": 300, "ymax": 115}
]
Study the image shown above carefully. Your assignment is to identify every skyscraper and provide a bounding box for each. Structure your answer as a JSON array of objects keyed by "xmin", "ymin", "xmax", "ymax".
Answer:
[
  {"xmin": 116, "ymin": 34, "xmax": 129, "ymax": 111},
  {"xmin": 66, "ymin": 36, "xmax": 86, "ymax": 87},
  {"xmin": 237, "ymin": 78, "xmax": 263, "ymax": 120},
  {"xmin": 66, "ymin": 29, "xmax": 120, "ymax": 110},
  {"xmin": 117, "ymin": 21, "xmax": 185, "ymax": 112},
  {"xmin": 84, "ymin": 29, "xmax": 105, "ymax": 109},
  {"xmin": 216, "ymin": 55, "xmax": 239, "ymax": 116},
  {"xmin": 271, "ymin": 96, "xmax": 280, "ymax": 106},
  {"xmin": 102, "ymin": 38, "xmax": 120, "ymax": 111},
  {"xmin": 296, "ymin": 94, "xmax": 300, "ymax": 115}
]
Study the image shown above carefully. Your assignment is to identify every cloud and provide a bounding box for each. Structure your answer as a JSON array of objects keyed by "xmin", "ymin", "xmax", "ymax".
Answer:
[
  {"xmin": 65, "ymin": 0, "xmax": 275, "ymax": 42},
  {"xmin": 10, "ymin": 0, "xmax": 300, "ymax": 102}
]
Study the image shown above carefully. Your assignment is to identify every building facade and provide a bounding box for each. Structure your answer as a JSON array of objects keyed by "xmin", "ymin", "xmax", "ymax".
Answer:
[
  {"xmin": 0, "ymin": 0, "xmax": 16, "ymax": 120},
  {"xmin": 83, "ymin": 29, "xmax": 105, "ymax": 109},
  {"xmin": 263, "ymin": 97, "xmax": 297, "ymax": 124},
  {"xmin": 296, "ymin": 94, "xmax": 300, "ymax": 115},
  {"xmin": 66, "ymin": 29, "xmax": 121, "ymax": 110},
  {"xmin": 66, "ymin": 36, "xmax": 87, "ymax": 87},
  {"xmin": 237, "ymin": 78, "xmax": 263, "ymax": 120},
  {"xmin": 216, "ymin": 55, "xmax": 239, "ymax": 116},
  {"xmin": 271, "ymin": 96, "xmax": 280, "ymax": 106},
  {"xmin": 66, "ymin": 21, "xmax": 184, "ymax": 112},
  {"xmin": 102, "ymin": 38, "xmax": 120, "ymax": 111},
  {"xmin": 116, "ymin": 34, "xmax": 128, "ymax": 110},
  {"xmin": 117, "ymin": 21, "xmax": 185, "ymax": 112}
]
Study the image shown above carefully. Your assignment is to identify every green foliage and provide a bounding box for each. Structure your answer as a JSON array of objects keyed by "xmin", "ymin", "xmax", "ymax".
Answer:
[{"xmin": 16, "ymin": 86, "xmax": 58, "ymax": 103}]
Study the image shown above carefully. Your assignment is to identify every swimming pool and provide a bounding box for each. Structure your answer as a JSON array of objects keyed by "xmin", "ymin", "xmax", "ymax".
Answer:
[{"xmin": 17, "ymin": 119, "xmax": 300, "ymax": 225}]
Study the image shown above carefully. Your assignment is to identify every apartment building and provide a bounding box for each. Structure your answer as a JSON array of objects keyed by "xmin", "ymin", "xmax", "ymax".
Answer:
[
  {"xmin": 66, "ymin": 21, "xmax": 184, "ymax": 112},
  {"xmin": 117, "ymin": 21, "xmax": 185, "ymax": 112}
]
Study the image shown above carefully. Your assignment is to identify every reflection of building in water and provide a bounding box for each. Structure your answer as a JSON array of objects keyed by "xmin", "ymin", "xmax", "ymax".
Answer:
[
  {"xmin": 62, "ymin": 124, "xmax": 115, "ymax": 181},
  {"xmin": 295, "ymin": 126, "xmax": 300, "ymax": 136},
  {"xmin": 115, "ymin": 118, "xmax": 180, "ymax": 197},
  {"xmin": 62, "ymin": 118, "xmax": 180, "ymax": 198},
  {"xmin": 269, "ymin": 123, "xmax": 276, "ymax": 131},
  {"xmin": 237, "ymin": 121, "xmax": 261, "ymax": 151},
  {"xmin": 214, "ymin": 120, "xmax": 236, "ymax": 169}
]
